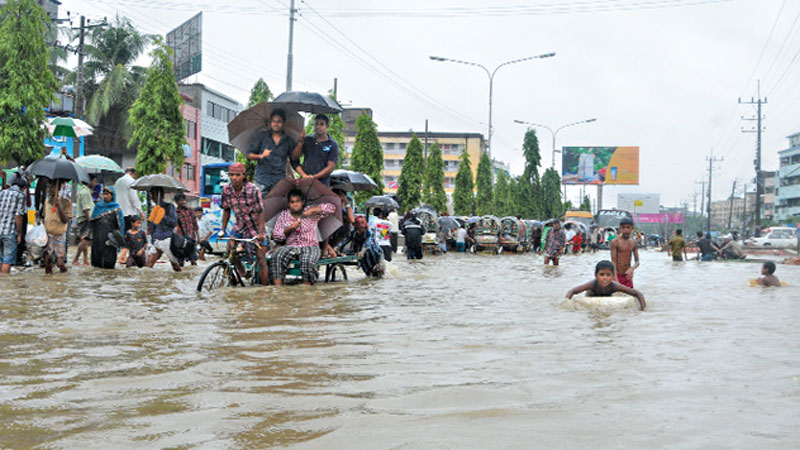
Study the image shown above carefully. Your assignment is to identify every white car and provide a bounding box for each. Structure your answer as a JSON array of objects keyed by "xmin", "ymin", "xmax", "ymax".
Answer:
[{"xmin": 747, "ymin": 227, "xmax": 798, "ymax": 248}]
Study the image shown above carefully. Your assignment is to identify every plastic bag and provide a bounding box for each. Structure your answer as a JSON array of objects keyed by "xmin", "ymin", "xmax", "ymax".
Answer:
[{"xmin": 26, "ymin": 224, "xmax": 48, "ymax": 248}]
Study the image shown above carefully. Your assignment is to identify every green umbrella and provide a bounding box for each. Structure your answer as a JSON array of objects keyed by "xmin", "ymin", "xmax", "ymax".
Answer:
[
  {"xmin": 47, "ymin": 117, "xmax": 94, "ymax": 138},
  {"xmin": 75, "ymin": 155, "xmax": 123, "ymax": 173}
]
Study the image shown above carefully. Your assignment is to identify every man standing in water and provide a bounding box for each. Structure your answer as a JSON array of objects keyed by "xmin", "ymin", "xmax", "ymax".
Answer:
[
  {"xmin": 543, "ymin": 220, "xmax": 566, "ymax": 266},
  {"xmin": 666, "ymin": 229, "xmax": 688, "ymax": 262},
  {"xmin": 610, "ymin": 217, "xmax": 639, "ymax": 287},
  {"xmin": 248, "ymin": 108, "xmax": 296, "ymax": 197}
]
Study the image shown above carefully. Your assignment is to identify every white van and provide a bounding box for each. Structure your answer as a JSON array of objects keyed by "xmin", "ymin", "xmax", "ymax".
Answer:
[{"xmin": 747, "ymin": 227, "xmax": 798, "ymax": 248}]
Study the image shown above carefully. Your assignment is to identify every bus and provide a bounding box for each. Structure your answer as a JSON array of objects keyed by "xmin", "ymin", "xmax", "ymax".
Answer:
[
  {"xmin": 595, "ymin": 209, "xmax": 633, "ymax": 229},
  {"xmin": 563, "ymin": 210, "xmax": 594, "ymax": 228},
  {"xmin": 200, "ymin": 162, "xmax": 233, "ymax": 253}
]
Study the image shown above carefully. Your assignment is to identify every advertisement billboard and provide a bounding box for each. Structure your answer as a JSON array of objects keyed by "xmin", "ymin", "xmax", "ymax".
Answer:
[
  {"xmin": 617, "ymin": 193, "xmax": 660, "ymax": 214},
  {"xmin": 562, "ymin": 146, "xmax": 639, "ymax": 185},
  {"xmin": 636, "ymin": 212, "xmax": 684, "ymax": 224},
  {"xmin": 166, "ymin": 12, "xmax": 202, "ymax": 81}
]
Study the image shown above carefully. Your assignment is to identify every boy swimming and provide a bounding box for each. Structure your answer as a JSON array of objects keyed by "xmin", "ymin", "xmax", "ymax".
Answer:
[
  {"xmin": 566, "ymin": 260, "xmax": 647, "ymax": 310},
  {"xmin": 757, "ymin": 261, "xmax": 781, "ymax": 287}
]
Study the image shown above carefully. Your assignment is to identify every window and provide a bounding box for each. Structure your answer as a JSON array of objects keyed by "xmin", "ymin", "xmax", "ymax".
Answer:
[
  {"xmin": 182, "ymin": 163, "xmax": 195, "ymax": 181},
  {"xmin": 206, "ymin": 101, "xmax": 238, "ymax": 123},
  {"xmin": 185, "ymin": 120, "xmax": 196, "ymax": 139}
]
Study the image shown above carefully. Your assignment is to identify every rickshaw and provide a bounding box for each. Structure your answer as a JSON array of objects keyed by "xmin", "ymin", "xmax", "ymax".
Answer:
[
  {"xmin": 499, "ymin": 216, "xmax": 525, "ymax": 252},
  {"xmin": 474, "ymin": 215, "xmax": 501, "ymax": 253},
  {"xmin": 525, "ymin": 220, "xmax": 544, "ymax": 252},
  {"xmin": 412, "ymin": 206, "xmax": 439, "ymax": 253}
]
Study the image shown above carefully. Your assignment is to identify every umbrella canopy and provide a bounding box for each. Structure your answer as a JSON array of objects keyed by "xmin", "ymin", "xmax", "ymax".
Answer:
[
  {"xmin": 263, "ymin": 178, "xmax": 343, "ymax": 240},
  {"xmin": 466, "ymin": 216, "xmax": 480, "ymax": 224},
  {"xmin": 130, "ymin": 174, "xmax": 189, "ymax": 192},
  {"xmin": 364, "ymin": 195, "xmax": 399, "ymax": 211},
  {"xmin": 330, "ymin": 170, "xmax": 377, "ymax": 192},
  {"xmin": 75, "ymin": 154, "xmax": 123, "ymax": 173},
  {"xmin": 438, "ymin": 216, "xmax": 460, "ymax": 231},
  {"xmin": 47, "ymin": 117, "xmax": 94, "ymax": 138},
  {"xmin": 272, "ymin": 91, "xmax": 343, "ymax": 114},
  {"xmin": 26, "ymin": 155, "xmax": 90, "ymax": 183},
  {"xmin": 227, "ymin": 101, "xmax": 304, "ymax": 153}
]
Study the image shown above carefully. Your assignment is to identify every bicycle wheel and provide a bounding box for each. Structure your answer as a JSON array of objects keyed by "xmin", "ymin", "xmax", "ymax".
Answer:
[{"xmin": 197, "ymin": 261, "xmax": 241, "ymax": 292}]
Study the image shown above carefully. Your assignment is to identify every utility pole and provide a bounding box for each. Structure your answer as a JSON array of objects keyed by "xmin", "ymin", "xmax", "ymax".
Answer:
[
  {"xmin": 727, "ymin": 180, "xmax": 736, "ymax": 230},
  {"xmin": 424, "ymin": 119, "xmax": 429, "ymax": 159},
  {"xmin": 333, "ymin": 77, "xmax": 337, "ymax": 98},
  {"xmin": 741, "ymin": 183, "xmax": 747, "ymax": 231},
  {"xmin": 706, "ymin": 148, "xmax": 723, "ymax": 232},
  {"xmin": 695, "ymin": 179, "xmax": 706, "ymax": 226},
  {"xmin": 286, "ymin": 0, "xmax": 296, "ymax": 91},
  {"xmin": 75, "ymin": 16, "xmax": 86, "ymax": 118},
  {"xmin": 739, "ymin": 80, "xmax": 767, "ymax": 235}
]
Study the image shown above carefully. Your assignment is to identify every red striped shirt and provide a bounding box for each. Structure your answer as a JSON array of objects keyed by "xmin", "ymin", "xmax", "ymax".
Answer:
[{"xmin": 273, "ymin": 203, "xmax": 335, "ymax": 247}]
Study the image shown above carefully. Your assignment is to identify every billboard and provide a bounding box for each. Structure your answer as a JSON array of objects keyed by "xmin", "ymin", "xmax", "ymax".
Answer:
[
  {"xmin": 166, "ymin": 12, "xmax": 202, "ymax": 81},
  {"xmin": 562, "ymin": 146, "xmax": 639, "ymax": 185},
  {"xmin": 618, "ymin": 193, "xmax": 660, "ymax": 214},
  {"xmin": 636, "ymin": 212, "xmax": 684, "ymax": 224}
]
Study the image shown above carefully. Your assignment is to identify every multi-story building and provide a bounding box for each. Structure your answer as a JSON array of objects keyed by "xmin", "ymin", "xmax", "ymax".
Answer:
[
  {"xmin": 175, "ymin": 92, "xmax": 201, "ymax": 196},
  {"xmin": 776, "ymin": 132, "xmax": 800, "ymax": 221},
  {"xmin": 709, "ymin": 193, "xmax": 757, "ymax": 231},
  {"xmin": 178, "ymin": 83, "xmax": 242, "ymax": 166},
  {"xmin": 761, "ymin": 170, "xmax": 776, "ymax": 221},
  {"xmin": 343, "ymin": 130, "xmax": 485, "ymax": 193}
]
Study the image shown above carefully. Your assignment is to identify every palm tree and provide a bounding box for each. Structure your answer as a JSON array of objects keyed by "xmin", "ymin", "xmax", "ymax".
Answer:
[{"xmin": 83, "ymin": 16, "xmax": 154, "ymax": 154}]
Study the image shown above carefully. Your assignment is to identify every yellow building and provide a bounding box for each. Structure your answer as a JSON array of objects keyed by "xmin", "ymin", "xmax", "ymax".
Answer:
[{"xmin": 343, "ymin": 131, "xmax": 485, "ymax": 193}]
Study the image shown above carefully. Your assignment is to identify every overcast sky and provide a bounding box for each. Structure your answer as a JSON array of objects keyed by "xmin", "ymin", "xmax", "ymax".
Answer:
[{"xmin": 62, "ymin": 0, "xmax": 800, "ymax": 209}]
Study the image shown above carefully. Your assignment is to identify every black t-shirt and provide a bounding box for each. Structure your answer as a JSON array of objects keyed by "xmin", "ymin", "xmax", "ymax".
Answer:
[
  {"xmin": 296, "ymin": 135, "xmax": 339, "ymax": 186},
  {"xmin": 697, "ymin": 238, "xmax": 716, "ymax": 256}
]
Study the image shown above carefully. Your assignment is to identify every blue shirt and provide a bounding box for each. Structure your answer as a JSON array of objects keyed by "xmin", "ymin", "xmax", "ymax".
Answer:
[
  {"xmin": 295, "ymin": 135, "xmax": 339, "ymax": 186},
  {"xmin": 247, "ymin": 130, "xmax": 296, "ymax": 190}
]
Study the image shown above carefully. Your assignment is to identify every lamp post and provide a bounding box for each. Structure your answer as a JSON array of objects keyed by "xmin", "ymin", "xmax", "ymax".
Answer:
[
  {"xmin": 513, "ymin": 118, "xmax": 597, "ymax": 169},
  {"xmin": 430, "ymin": 53, "xmax": 555, "ymax": 158}
]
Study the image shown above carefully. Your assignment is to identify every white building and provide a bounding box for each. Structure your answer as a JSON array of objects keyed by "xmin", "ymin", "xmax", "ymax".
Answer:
[
  {"xmin": 178, "ymin": 83, "xmax": 242, "ymax": 165},
  {"xmin": 776, "ymin": 132, "xmax": 800, "ymax": 221}
]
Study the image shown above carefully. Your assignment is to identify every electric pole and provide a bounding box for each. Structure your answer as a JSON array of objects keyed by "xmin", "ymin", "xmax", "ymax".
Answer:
[
  {"xmin": 706, "ymin": 148, "xmax": 723, "ymax": 232},
  {"xmin": 286, "ymin": 0, "xmax": 296, "ymax": 91},
  {"xmin": 739, "ymin": 80, "xmax": 767, "ymax": 235},
  {"xmin": 727, "ymin": 180, "xmax": 736, "ymax": 230},
  {"xmin": 741, "ymin": 183, "xmax": 747, "ymax": 231},
  {"xmin": 75, "ymin": 16, "xmax": 86, "ymax": 118},
  {"xmin": 695, "ymin": 178, "xmax": 705, "ymax": 224}
]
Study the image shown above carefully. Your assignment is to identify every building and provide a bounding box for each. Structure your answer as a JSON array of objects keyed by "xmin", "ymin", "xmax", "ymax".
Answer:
[
  {"xmin": 492, "ymin": 158, "xmax": 510, "ymax": 179},
  {"xmin": 172, "ymin": 92, "xmax": 201, "ymax": 196},
  {"xmin": 762, "ymin": 170, "xmax": 776, "ymax": 220},
  {"xmin": 0, "ymin": 0, "xmax": 60, "ymax": 20},
  {"xmin": 709, "ymin": 192, "xmax": 757, "ymax": 231},
  {"xmin": 178, "ymin": 83, "xmax": 242, "ymax": 166},
  {"xmin": 776, "ymin": 132, "xmax": 800, "ymax": 221},
  {"xmin": 343, "ymin": 130, "xmax": 485, "ymax": 193},
  {"xmin": 342, "ymin": 107, "xmax": 373, "ymax": 134}
]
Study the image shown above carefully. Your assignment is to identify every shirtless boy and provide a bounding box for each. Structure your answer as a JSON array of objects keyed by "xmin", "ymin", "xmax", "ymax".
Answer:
[
  {"xmin": 757, "ymin": 261, "xmax": 782, "ymax": 287},
  {"xmin": 610, "ymin": 217, "xmax": 639, "ymax": 288}
]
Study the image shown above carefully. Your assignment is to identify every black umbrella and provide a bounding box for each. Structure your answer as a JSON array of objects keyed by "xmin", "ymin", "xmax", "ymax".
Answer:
[
  {"xmin": 272, "ymin": 91, "xmax": 343, "ymax": 114},
  {"xmin": 330, "ymin": 170, "xmax": 378, "ymax": 192},
  {"xmin": 438, "ymin": 216, "xmax": 460, "ymax": 231},
  {"xmin": 26, "ymin": 155, "xmax": 90, "ymax": 184},
  {"xmin": 130, "ymin": 174, "xmax": 189, "ymax": 192},
  {"xmin": 364, "ymin": 195, "xmax": 399, "ymax": 211}
]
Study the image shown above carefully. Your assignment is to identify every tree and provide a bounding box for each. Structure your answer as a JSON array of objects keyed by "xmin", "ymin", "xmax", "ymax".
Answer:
[
  {"xmin": 129, "ymin": 39, "xmax": 185, "ymax": 176},
  {"xmin": 493, "ymin": 170, "xmax": 510, "ymax": 217},
  {"xmin": 247, "ymin": 78, "xmax": 272, "ymax": 107},
  {"xmin": 521, "ymin": 128, "xmax": 543, "ymax": 219},
  {"xmin": 580, "ymin": 195, "xmax": 591, "ymax": 212},
  {"xmin": 84, "ymin": 16, "xmax": 154, "ymax": 151},
  {"xmin": 234, "ymin": 150, "xmax": 255, "ymax": 181},
  {"xmin": 422, "ymin": 141, "xmax": 447, "ymax": 213},
  {"xmin": 305, "ymin": 89, "xmax": 347, "ymax": 168},
  {"xmin": 0, "ymin": 0, "xmax": 57, "ymax": 165},
  {"xmin": 397, "ymin": 134, "xmax": 424, "ymax": 211},
  {"xmin": 349, "ymin": 113, "xmax": 384, "ymax": 205},
  {"xmin": 475, "ymin": 152, "xmax": 493, "ymax": 216},
  {"xmin": 452, "ymin": 148, "xmax": 474, "ymax": 215},
  {"xmin": 541, "ymin": 167, "xmax": 563, "ymax": 219}
]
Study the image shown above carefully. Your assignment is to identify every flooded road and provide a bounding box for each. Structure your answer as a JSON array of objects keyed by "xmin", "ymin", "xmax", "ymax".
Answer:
[{"xmin": 1, "ymin": 250, "xmax": 799, "ymax": 449}]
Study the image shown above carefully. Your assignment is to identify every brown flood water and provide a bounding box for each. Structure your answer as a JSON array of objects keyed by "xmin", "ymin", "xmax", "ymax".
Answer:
[{"xmin": 1, "ymin": 250, "xmax": 799, "ymax": 449}]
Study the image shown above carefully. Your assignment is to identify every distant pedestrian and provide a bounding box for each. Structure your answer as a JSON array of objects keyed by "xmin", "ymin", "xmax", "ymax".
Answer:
[
  {"xmin": 115, "ymin": 168, "xmax": 144, "ymax": 264},
  {"xmin": 543, "ymin": 220, "xmax": 566, "ymax": 266},
  {"xmin": 369, "ymin": 208, "xmax": 393, "ymax": 261},
  {"xmin": 695, "ymin": 231, "xmax": 719, "ymax": 261},
  {"xmin": 72, "ymin": 174, "xmax": 97, "ymax": 266},
  {"xmin": 388, "ymin": 209, "xmax": 399, "ymax": 253},
  {"xmin": 401, "ymin": 212, "xmax": 425, "ymax": 260},
  {"xmin": 0, "ymin": 173, "xmax": 28, "ymax": 273},
  {"xmin": 90, "ymin": 186, "xmax": 125, "ymax": 269},
  {"xmin": 195, "ymin": 206, "xmax": 214, "ymax": 261},
  {"xmin": 146, "ymin": 187, "xmax": 181, "ymax": 272},
  {"xmin": 610, "ymin": 217, "xmax": 639, "ymax": 287},
  {"xmin": 667, "ymin": 229, "xmax": 688, "ymax": 262},
  {"xmin": 174, "ymin": 192, "xmax": 199, "ymax": 266},
  {"xmin": 124, "ymin": 216, "xmax": 147, "ymax": 268},
  {"xmin": 43, "ymin": 180, "xmax": 72, "ymax": 274},
  {"xmin": 455, "ymin": 225, "xmax": 467, "ymax": 252}
]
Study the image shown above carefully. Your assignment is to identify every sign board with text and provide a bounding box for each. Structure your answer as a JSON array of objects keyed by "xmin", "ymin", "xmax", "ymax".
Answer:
[
  {"xmin": 618, "ymin": 193, "xmax": 659, "ymax": 214},
  {"xmin": 166, "ymin": 12, "xmax": 202, "ymax": 81},
  {"xmin": 562, "ymin": 146, "xmax": 639, "ymax": 185}
]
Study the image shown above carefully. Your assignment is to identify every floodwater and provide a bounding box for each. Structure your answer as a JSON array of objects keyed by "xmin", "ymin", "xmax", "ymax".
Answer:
[{"xmin": 1, "ymin": 250, "xmax": 799, "ymax": 449}]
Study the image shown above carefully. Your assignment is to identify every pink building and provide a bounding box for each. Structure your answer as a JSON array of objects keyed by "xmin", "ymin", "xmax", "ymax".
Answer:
[{"xmin": 177, "ymin": 92, "xmax": 202, "ymax": 197}]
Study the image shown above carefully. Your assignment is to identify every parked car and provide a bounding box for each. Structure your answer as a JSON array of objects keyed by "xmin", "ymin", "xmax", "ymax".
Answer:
[{"xmin": 746, "ymin": 227, "xmax": 798, "ymax": 248}]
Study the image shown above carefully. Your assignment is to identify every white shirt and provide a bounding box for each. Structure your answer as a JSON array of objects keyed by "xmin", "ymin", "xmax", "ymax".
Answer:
[
  {"xmin": 114, "ymin": 174, "xmax": 143, "ymax": 217},
  {"xmin": 388, "ymin": 211, "xmax": 399, "ymax": 232},
  {"xmin": 368, "ymin": 216, "xmax": 392, "ymax": 247},
  {"xmin": 565, "ymin": 229, "xmax": 576, "ymax": 242},
  {"xmin": 456, "ymin": 228, "xmax": 467, "ymax": 243}
]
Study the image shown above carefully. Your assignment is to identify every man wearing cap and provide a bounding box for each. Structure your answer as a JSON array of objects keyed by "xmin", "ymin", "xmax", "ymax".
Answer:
[
  {"xmin": 291, "ymin": 114, "xmax": 339, "ymax": 187},
  {"xmin": 219, "ymin": 162, "xmax": 269, "ymax": 284},
  {"xmin": 115, "ymin": 167, "xmax": 144, "ymax": 264},
  {"xmin": 248, "ymin": 108, "xmax": 296, "ymax": 197}
]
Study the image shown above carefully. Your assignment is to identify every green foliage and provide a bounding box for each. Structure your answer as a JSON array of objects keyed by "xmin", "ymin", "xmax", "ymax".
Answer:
[
  {"xmin": 493, "ymin": 170, "xmax": 510, "ymax": 217},
  {"xmin": 247, "ymin": 78, "xmax": 272, "ymax": 107},
  {"xmin": 349, "ymin": 113, "xmax": 384, "ymax": 205},
  {"xmin": 235, "ymin": 150, "xmax": 256, "ymax": 181},
  {"xmin": 129, "ymin": 39, "xmax": 185, "ymax": 176},
  {"xmin": 305, "ymin": 90, "xmax": 347, "ymax": 168},
  {"xmin": 521, "ymin": 128, "xmax": 543, "ymax": 219},
  {"xmin": 475, "ymin": 152, "xmax": 494, "ymax": 216},
  {"xmin": 452, "ymin": 148, "xmax": 474, "ymax": 216},
  {"xmin": 541, "ymin": 167, "xmax": 563, "ymax": 219},
  {"xmin": 422, "ymin": 141, "xmax": 447, "ymax": 213},
  {"xmin": 397, "ymin": 134, "xmax": 424, "ymax": 212},
  {"xmin": 0, "ymin": 0, "xmax": 57, "ymax": 165},
  {"xmin": 580, "ymin": 195, "xmax": 591, "ymax": 212}
]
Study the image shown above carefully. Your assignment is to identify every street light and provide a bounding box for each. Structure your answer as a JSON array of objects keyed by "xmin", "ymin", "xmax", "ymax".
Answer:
[
  {"xmin": 429, "ymin": 52, "xmax": 555, "ymax": 158},
  {"xmin": 513, "ymin": 118, "xmax": 597, "ymax": 169}
]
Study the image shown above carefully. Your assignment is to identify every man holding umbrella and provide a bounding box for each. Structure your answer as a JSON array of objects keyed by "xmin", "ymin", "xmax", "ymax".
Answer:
[{"xmin": 247, "ymin": 108, "xmax": 296, "ymax": 197}]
